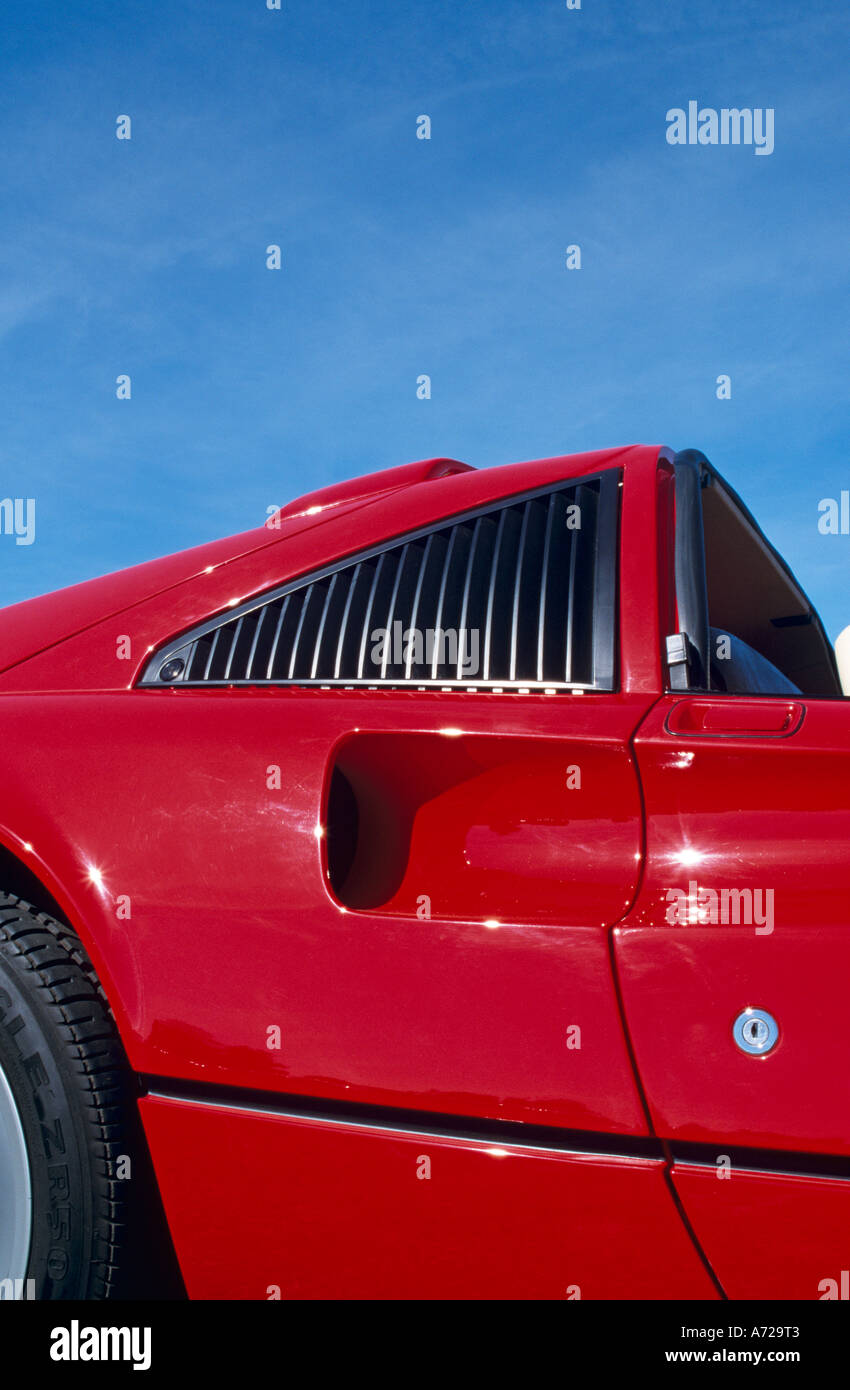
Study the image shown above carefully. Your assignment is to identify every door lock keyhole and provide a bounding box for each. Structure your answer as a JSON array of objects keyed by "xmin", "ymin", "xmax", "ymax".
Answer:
[{"xmin": 733, "ymin": 1008, "xmax": 779, "ymax": 1055}]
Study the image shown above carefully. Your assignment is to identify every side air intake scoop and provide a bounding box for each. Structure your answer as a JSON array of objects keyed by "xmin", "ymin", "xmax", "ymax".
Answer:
[{"xmin": 268, "ymin": 458, "xmax": 474, "ymax": 527}]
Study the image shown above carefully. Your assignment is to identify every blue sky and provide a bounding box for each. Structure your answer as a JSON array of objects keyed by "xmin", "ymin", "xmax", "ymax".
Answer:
[{"xmin": 1, "ymin": 0, "xmax": 848, "ymax": 634}]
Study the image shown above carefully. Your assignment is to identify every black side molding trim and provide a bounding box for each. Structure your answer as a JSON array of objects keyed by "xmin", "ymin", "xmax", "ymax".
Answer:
[
  {"xmin": 138, "ymin": 1075, "xmax": 850, "ymax": 1180},
  {"xmin": 139, "ymin": 1075, "xmax": 661, "ymax": 1160},
  {"xmin": 670, "ymin": 1141, "xmax": 850, "ymax": 1184}
]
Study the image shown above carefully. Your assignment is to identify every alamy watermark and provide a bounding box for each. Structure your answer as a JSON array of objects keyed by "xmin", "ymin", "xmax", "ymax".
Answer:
[
  {"xmin": 666, "ymin": 102, "xmax": 774, "ymax": 156},
  {"xmin": 50, "ymin": 1320, "xmax": 151, "ymax": 1371},
  {"xmin": 0, "ymin": 1277, "xmax": 36, "ymax": 1299},
  {"xmin": 665, "ymin": 879, "xmax": 774, "ymax": 934},
  {"xmin": 818, "ymin": 491, "xmax": 850, "ymax": 534},
  {"xmin": 0, "ymin": 496, "xmax": 35, "ymax": 545},
  {"xmin": 370, "ymin": 621, "xmax": 479, "ymax": 676}
]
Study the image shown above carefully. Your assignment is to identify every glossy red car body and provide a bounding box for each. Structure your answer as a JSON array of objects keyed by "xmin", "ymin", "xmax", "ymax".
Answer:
[{"xmin": 1, "ymin": 443, "xmax": 848, "ymax": 1299}]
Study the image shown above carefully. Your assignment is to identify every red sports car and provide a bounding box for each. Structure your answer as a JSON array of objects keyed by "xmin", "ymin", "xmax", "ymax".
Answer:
[{"xmin": 1, "ymin": 445, "xmax": 848, "ymax": 1300}]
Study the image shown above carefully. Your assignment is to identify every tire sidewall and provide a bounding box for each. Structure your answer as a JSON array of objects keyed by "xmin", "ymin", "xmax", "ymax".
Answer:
[{"xmin": 0, "ymin": 943, "xmax": 93, "ymax": 1299}]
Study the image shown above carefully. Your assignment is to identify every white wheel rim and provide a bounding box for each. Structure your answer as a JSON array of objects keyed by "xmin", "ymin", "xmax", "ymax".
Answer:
[{"xmin": 0, "ymin": 1061, "xmax": 32, "ymax": 1291}]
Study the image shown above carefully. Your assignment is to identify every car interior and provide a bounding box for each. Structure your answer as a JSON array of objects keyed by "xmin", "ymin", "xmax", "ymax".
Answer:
[{"xmin": 701, "ymin": 475, "xmax": 840, "ymax": 697}]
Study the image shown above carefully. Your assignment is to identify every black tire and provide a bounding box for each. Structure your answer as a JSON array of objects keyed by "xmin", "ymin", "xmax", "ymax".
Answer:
[{"xmin": 0, "ymin": 891, "xmax": 180, "ymax": 1299}]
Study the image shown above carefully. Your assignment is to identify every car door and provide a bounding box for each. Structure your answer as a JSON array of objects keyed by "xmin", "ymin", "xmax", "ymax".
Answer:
[
  {"xmin": 615, "ymin": 453, "xmax": 850, "ymax": 1299},
  {"xmin": 133, "ymin": 459, "xmax": 703, "ymax": 1298}
]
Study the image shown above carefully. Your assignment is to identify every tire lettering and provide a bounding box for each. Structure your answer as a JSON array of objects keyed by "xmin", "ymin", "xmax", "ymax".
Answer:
[
  {"xmin": 47, "ymin": 1205, "xmax": 71, "ymax": 1242},
  {"xmin": 23, "ymin": 1050, "xmax": 49, "ymax": 1092},
  {"xmin": 47, "ymin": 1163, "xmax": 70, "ymax": 1202},
  {"xmin": 40, "ymin": 1115, "xmax": 65, "ymax": 1158},
  {"xmin": 46, "ymin": 1248, "xmax": 68, "ymax": 1280}
]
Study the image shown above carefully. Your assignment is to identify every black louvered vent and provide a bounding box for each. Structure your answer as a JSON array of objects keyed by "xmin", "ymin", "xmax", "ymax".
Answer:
[{"xmin": 140, "ymin": 472, "xmax": 618, "ymax": 690}]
